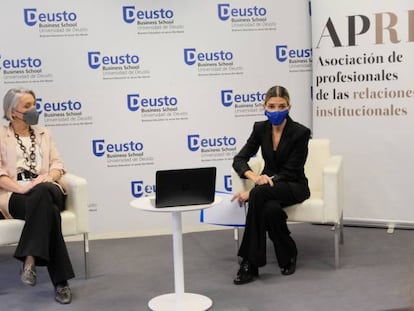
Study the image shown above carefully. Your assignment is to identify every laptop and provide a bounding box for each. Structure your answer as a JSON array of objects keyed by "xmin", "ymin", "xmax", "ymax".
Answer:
[{"xmin": 152, "ymin": 167, "xmax": 216, "ymax": 208}]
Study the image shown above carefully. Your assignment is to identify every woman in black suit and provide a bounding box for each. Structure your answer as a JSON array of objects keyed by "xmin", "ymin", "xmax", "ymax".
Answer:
[{"xmin": 232, "ymin": 85, "xmax": 311, "ymax": 285}]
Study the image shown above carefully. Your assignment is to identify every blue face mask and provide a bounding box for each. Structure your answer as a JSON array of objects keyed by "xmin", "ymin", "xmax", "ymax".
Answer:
[{"xmin": 264, "ymin": 109, "xmax": 289, "ymax": 126}]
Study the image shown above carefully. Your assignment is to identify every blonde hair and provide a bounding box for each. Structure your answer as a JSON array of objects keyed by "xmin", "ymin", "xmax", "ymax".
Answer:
[{"xmin": 264, "ymin": 85, "xmax": 290, "ymax": 106}]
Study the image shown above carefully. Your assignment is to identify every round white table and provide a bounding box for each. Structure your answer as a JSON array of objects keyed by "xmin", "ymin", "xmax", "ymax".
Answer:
[{"xmin": 130, "ymin": 195, "xmax": 222, "ymax": 311}]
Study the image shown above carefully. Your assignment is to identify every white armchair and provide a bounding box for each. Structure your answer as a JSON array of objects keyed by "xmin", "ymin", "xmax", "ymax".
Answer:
[
  {"xmin": 232, "ymin": 139, "xmax": 344, "ymax": 268},
  {"xmin": 0, "ymin": 173, "xmax": 90, "ymax": 278}
]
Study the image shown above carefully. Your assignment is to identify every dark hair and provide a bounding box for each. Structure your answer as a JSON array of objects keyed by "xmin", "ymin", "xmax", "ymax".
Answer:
[{"xmin": 264, "ymin": 86, "xmax": 290, "ymax": 106}]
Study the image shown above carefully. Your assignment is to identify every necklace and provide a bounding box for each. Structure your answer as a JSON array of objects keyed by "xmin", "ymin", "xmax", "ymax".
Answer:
[{"xmin": 14, "ymin": 127, "xmax": 37, "ymax": 174}]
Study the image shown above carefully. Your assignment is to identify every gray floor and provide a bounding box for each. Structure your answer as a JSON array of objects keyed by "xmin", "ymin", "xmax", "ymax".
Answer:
[{"xmin": 1, "ymin": 224, "xmax": 413, "ymax": 311}]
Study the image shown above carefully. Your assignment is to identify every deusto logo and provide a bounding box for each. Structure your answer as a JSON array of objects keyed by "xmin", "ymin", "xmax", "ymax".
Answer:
[
  {"xmin": 276, "ymin": 45, "xmax": 312, "ymax": 63},
  {"xmin": 224, "ymin": 175, "xmax": 232, "ymax": 192},
  {"xmin": 127, "ymin": 94, "xmax": 178, "ymax": 112},
  {"xmin": 122, "ymin": 6, "xmax": 174, "ymax": 23},
  {"xmin": 87, "ymin": 51, "xmax": 140, "ymax": 69},
  {"xmin": 36, "ymin": 98, "xmax": 82, "ymax": 114},
  {"xmin": 92, "ymin": 139, "xmax": 144, "ymax": 157},
  {"xmin": 221, "ymin": 90, "xmax": 265, "ymax": 107},
  {"xmin": 217, "ymin": 3, "xmax": 267, "ymax": 21},
  {"xmin": 131, "ymin": 180, "xmax": 156, "ymax": 198},
  {"xmin": 24, "ymin": 8, "xmax": 77, "ymax": 26},
  {"xmin": 187, "ymin": 134, "xmax": 237, "ymax": 152},
  {"xmin": 184, "ymin": 48, "xmax": 233, "ymax": 66},
  {"xmin": 1, "ymin": 55, "xmax": 42, "ymax": 69}
]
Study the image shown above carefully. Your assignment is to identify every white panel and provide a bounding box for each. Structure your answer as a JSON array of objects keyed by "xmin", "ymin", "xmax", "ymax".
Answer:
[
  {"xmin": 311, "ymin": 0, "xmax": 414, "ymax": 223},
  {"xmin": 0, "ymin": 0, "xmax": 312, "ymax": 234}
]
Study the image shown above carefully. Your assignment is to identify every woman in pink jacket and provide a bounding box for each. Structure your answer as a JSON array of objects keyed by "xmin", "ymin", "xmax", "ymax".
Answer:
[{"xmin": 0, "ymin": 88, "xmax": 73, "ymax": 304}]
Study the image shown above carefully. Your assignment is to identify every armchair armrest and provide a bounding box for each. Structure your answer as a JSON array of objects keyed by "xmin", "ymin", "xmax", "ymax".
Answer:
[
  {"xmin": 231, "ymin": 169, "xmax": 248, "ymax": 193},
  {"xmin": 231, "ymin": 157, "xmax": 264, "ymax": 194},
  {"xmin": 61, "ymin": 173, "xmax": 90, "ymax": 233},
  {"xmin": 323, "ymin": 155, "xmax": 344, "ymax": 222}
]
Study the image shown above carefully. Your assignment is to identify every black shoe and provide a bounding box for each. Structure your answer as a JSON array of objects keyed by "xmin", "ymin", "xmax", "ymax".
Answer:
[
  {"xmin": 281, "ymin": 256, "xmax": 296, "ymax": 276},
  {"xmin": 55, "ymin": 283, "xmax": 72, "ymax": 304},
  {"xmin": 233, "ymin": 259, "xmax": 258, "ymax": 285}
]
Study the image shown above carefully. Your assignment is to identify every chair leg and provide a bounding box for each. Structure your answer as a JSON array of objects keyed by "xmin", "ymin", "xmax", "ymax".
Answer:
[
  {"xmin": 339, "ymin": 211, "xmax": 344, "ymax": 245},
  {"xmin": 83, "ymin": 232, "xmax": 89, "ymax": 279},
  {"xmin": 233, "ymin": 227, "xmax": 241, "ymax": 264},
  {"xmin": 334, "ymin": 223, "xmax": 340, "ymax": 269}
]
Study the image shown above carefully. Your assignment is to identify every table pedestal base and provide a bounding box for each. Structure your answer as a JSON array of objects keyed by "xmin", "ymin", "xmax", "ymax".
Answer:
[{"xmin": 148, "ymin": 292, "xmax": 212, "ymax": 311}]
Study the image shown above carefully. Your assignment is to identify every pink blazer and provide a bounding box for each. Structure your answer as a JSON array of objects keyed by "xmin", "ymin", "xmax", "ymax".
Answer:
[{"xmin": 0, "ymin": 125, "xmax": 65, "ymax": 218}]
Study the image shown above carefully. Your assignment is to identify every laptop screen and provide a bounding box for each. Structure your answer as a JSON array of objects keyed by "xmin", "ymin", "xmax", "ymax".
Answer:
[{"xmin": 155, "ymin": 167, "xmax": 216, "ymax": 208}]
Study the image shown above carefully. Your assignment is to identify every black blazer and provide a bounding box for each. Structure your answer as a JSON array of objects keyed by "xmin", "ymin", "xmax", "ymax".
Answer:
[{"xmin": 232, "ymin": 116, "xmax": 311, "ymax": 202}]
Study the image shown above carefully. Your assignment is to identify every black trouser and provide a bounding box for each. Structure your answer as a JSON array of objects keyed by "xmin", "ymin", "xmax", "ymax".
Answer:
[
  {"xmin": 238, "ymin": 182, "xmax": 299, "ymax": 268},
  {"xmin": 9, "ymin": 182, "xmax": 75, "ymax": 285}
]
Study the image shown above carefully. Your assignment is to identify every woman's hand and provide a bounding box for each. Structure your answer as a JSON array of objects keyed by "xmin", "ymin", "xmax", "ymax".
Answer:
[
  {"xmin": 244, "ymin": 170, "xmax": 274, "ymax": 186},
  {"xmin": 14, "ymin": 173, "xmax": 55, "ymax": 195},
  {"xmin": 231, "ymin": 190, "xmax": 250, "ymax": 207},
  {"xmin": 18, "ymin": 179, "xmax": 42, "ymax": 194},
  {"xmin": 253, "ymin": 174, "xmax": 274, "ymax": 186},
  {"xmin": 34, "ymin": 174, "xmax": 54, "ymax": 183}
]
